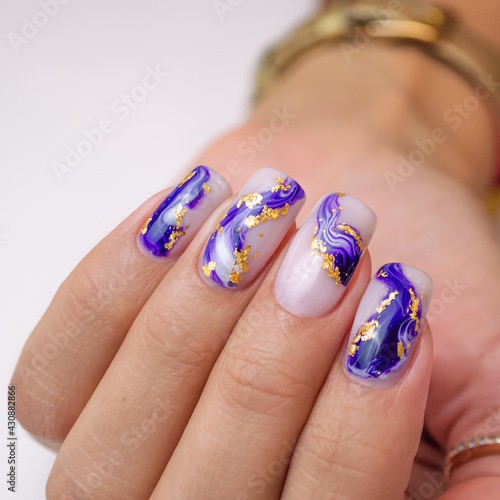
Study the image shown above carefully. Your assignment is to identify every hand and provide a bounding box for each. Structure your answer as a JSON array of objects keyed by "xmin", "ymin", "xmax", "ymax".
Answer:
[{"xmin": 12, "ymin": 45, "xmax": 500, "ymax": 498}]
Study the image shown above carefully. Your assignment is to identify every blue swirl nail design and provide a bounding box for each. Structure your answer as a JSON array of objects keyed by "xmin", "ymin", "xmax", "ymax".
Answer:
[
  {"xmin": 310, "ymin": 193, "xmax": 364, "ymax": 286},
  {"xmin": 346, "ymin": 263, "xmax": 426, "ymax": 379},
  {"xmin": 201, "ymin": 174, "xmax": 305, "ymax": 288},
  {"xmin": 139, "ymin": 166, "xmax": 215, "ymax": 258}
]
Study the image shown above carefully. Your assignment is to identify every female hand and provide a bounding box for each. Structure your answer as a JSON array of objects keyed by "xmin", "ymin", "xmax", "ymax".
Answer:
[{"xmin": 12, "ymin": 45, "xmax": 500, "ymax": 499}]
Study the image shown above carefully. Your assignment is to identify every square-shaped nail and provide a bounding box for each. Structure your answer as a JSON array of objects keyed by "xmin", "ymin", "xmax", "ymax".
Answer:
[
  {"xmin": 274, "ymin": 193, "xmax": 377, "ymax": 317},
  {"xmin": 138, "ymin": 166, "xmax": 231, "ymax": 260},
  {"xmin": 345, "ymin": 263, "xmax": 433, "ymax": 387},
  {"xmin": 199, "ymin": 168, "xmax": 305, "ymax": 289}
]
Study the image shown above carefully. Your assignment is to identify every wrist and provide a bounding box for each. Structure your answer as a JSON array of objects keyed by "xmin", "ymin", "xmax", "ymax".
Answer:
[{"xmin": 249, "ymin": 44, "xmax": 496, "ymax": 192}]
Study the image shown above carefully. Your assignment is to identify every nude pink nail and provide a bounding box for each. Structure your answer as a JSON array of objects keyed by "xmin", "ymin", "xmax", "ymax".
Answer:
[{"xmin": 274, "ymin": 193, "xmax": 377, "ymax": 317}]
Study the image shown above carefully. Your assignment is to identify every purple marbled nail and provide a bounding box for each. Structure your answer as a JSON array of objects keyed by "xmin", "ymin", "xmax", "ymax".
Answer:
[
  {"xmin": 274, "ymin": 193, "xmax": 377, "ymax": 317},
  {"xmin": 138, "ymin": 166, "xmax": 231, "ymax": 260},
  {"xmin": 345, "ymin": 263, "xmax": 433, "ymax": 387},
  {"xmin": 199, "ymin": 168, "xmax": 305, "ymax": 289}
]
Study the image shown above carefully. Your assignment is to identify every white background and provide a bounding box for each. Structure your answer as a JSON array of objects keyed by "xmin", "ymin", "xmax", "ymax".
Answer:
[{"xmin": 0, "ymin": 1, "xmax": 315, "ymax": 498}]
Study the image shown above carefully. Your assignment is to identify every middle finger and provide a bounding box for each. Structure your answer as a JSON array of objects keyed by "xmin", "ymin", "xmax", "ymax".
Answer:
[{"xmin": 46, "ymin": 168, "xmax": 305, "ymax": 500}]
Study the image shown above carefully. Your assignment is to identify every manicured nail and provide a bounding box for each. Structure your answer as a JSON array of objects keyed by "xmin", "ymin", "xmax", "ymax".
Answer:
[
  {"xmin": 274, "ymin": 193, "xmax": 377, "ymax": 317},
  {"xmin": 345, "ymin": 263, "xmax": 433, "ymax": 387},
  {"xmin": 199, "ymin": 168, "xmax": 305, "ymax": 289},
  {"xmin": 138, "ymin": 166, "xmax": 231, "ymax": 259}
]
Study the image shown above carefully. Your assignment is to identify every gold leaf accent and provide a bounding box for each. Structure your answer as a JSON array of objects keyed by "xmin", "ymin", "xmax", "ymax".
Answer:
[
  {"xmin": 234, "ymin": 245, "xmax": 251, "ymax": 273},
  {"xmin": 378, "ymin": 269, "xmax": 388, "ymax": 278},
  {"xmin": 244, "ymin": 215, "xmax": 260, "ymax": 228},
  {"xmin": 253, "ymin": 253, "xmax": 258, "ymax": 260},
  {"xmin": 140, "ymin": 217, "xmax": 152, "ymax": 234},
  {"xmin": 259, "ymin": 233, "xmax": 263, "ymax": 237},
  {"xmin": 203, "ymin": 183, "xmax": 211, "ymax": 193},
  {"xmin": 348, "ymin": 344, "xmax": 359, "ymax": 357},
  {"xmin": 229, "ymin": 269, "xmax": 242, "ymax": 284},
  {"xmin": 322, "ymin": 254, "xmax": 341, "ymax": 285},
  {"xmin": 336, "ymin": 224, "xmax": 364, "ymax": 251},
  {"xmin": 353, "ymin": 319, "xmax": 380, "ymax": 343},
  {"xmin": 310, "ymin": 236, "xmax": 327, "ymax": 254},
  {"xmin": 397, "ymin": 341, "xmax": 405, "ymax": 359},
  {"xmin": 336, "ymin": 192, "xmax": 345, "ymax": 197},
  {"xmin": 376, "ymin": 291, "xmax": 399, "ymax": 313},
  {"xmin": 164, "ymin": 229, "xmax": 186, "ymax": 250},
  {"xmin": 409, "ymin": 288, "xmax": 420, "ymax": 331},
  {"xmin": 202, "ymin": 261, "xmax": 217, "ymax": 277},
  {"xmin": 237, "ymin": 193, "xmax": 263, "ymax": 209},
  {"xmin": 259, "ymin": 205, "xmax": 282, "ymax": 222},
  {"xmin": 178, "ymin": 171, "xmax": 196, "ymax": 187},
  {"xmin": 271, "ymin": 177, "xmax": 291, "ymax": 193},
  {"xmin": 280, "ymin": 203, "xmax": 289, "ymax": 216},
  {"xmin": 173, "ymin": 204, "xmax": 187, "ymax": 229}
]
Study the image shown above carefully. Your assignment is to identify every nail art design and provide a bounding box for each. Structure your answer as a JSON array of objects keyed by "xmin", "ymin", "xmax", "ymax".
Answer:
[
  {"xmin": 200, "ymin": 168, "xmax": 305, "ymax": 289},
  {"xmin": 274, "ymin": 193, "xmax": 377, "ymax": 317},
  {"xmin": 345, "ymin": 263, "xmax": 433, "ymax": 385},
  {"xmin": 138, "ymin": 166, "xmax": 231, "ymax": 259}
]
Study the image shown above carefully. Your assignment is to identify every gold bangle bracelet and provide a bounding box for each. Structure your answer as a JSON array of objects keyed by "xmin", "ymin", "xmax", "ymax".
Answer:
[{"xmin": 254, "ymin": 0, "xmax": 500, "ymax": 116}]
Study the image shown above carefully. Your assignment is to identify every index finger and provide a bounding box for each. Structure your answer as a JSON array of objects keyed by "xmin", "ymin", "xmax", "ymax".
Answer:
[{"xmin": 11, "ymin": 166, "xmax": 231, "ymax": 444}]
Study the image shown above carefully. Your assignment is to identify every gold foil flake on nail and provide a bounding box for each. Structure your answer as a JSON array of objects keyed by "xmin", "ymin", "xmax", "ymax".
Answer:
[
  {"xmin": 202, "ymin": 261, "xmax": 217, "ymax": 277},
  {"xmin": 378, "ymin": 269, "xmax": 388, "ymax": 278},
  {"xmin": 322, "ymin": 254, "xmax": 341, "ymax": 285},
  {"xmin": 235, "ymin": 228, "xmax": 241, "ymax": 233},
  {"xmin": 253, "ymin": 253, "xmax": 258, "ymax": 259},
  {"xmin": 336, "ymin": 192, "xmax": 345, "ymax": 197},
  {"xmin": 310, "ymin": 236, "xmax": 327, "ymax": 253},
  {"xmin": 409, "ymin": 288, "xmax": 420, "ymax": 331},
  {"xmin": 244, "ymin": 215, "xmax": 260, "ymax": 228},
  {"xmin": 203, "ymin": 183, "xmax": 211, "ymax": 193},
  {"xmin": 349, "ymin": 319, "xmax": 379, "ymax": 356},
  {"xmin": 281, "ymin": 204, "xmax": 289, "ymax": 216},
  {"xmin": 179, "ymin": 171, "xmax": 196, "ymax": 187},
  {"xmin": 353, "ymin": 319, "xmax": 380, "ymax": 343},
  {"xmin": 173, "ymin": 205, "xmax": 187, "ymax": 229},
  {"xmin": 376, "ymin": 291, "xmax": 399, "ymax": 313},
  {"xmin": 336, "ymin": 224, "xmax": 364, "ymax": 251},
  {"xmin": 271, "ymin": 178, "xmax": 291, "ymax": 192},
  {"xmin": 348, "ymin": 344, "xmax": 359, "ymax": 357},
  {"xmin": 259, "ymin": 232, "xmax": 263, "ymax": 237},
  {"xmin": 229, "ymin": 269, "xmax": 242, "ymax": 284},
  {"xmin": 164, "ymin": 229, "xmax": 186, "ymax": 250},
  {"xmin": 397, "ymin": 341, "xmax": 405, "ymax": 359},
  {"xmin": 141, "ymin": 217, "xmax": 152, "ymax": 234},
  {"xmin": 259, "ymin": 205, "xmax": 281, "ymax": 222},
  {"xmin": 234, "ymin": 245, "xmax": 251, "ymax": 273},
  {"xmin": 237, "ymin": 193, "xmax": 263, "ymax": 209}
]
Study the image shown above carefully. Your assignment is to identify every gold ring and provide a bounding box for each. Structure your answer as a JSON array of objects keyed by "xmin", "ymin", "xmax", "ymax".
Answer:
[{"xmin": 443, "ymin": 435, "xmax": 500, "ymax": 483}]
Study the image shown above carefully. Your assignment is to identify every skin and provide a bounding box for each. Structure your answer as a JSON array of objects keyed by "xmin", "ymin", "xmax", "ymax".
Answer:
[{"xmin": 11, "ymin": 19, "xmax": 500, "ymax": 500}]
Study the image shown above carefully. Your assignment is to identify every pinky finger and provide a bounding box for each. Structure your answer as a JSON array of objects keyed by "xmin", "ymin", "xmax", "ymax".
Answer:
[{"xmin": 283, "ymin": 263, "xmax": 434, "ymax": 500}]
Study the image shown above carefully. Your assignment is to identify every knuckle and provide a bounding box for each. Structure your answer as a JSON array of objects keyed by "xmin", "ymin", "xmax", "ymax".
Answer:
[
  {"xmin": 217, "ymin": 344, "xmax": 310, "ymax": 419},
  {"xmin": 13, "ymin": 368, "xmax": 70, "ymax": 442}
]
